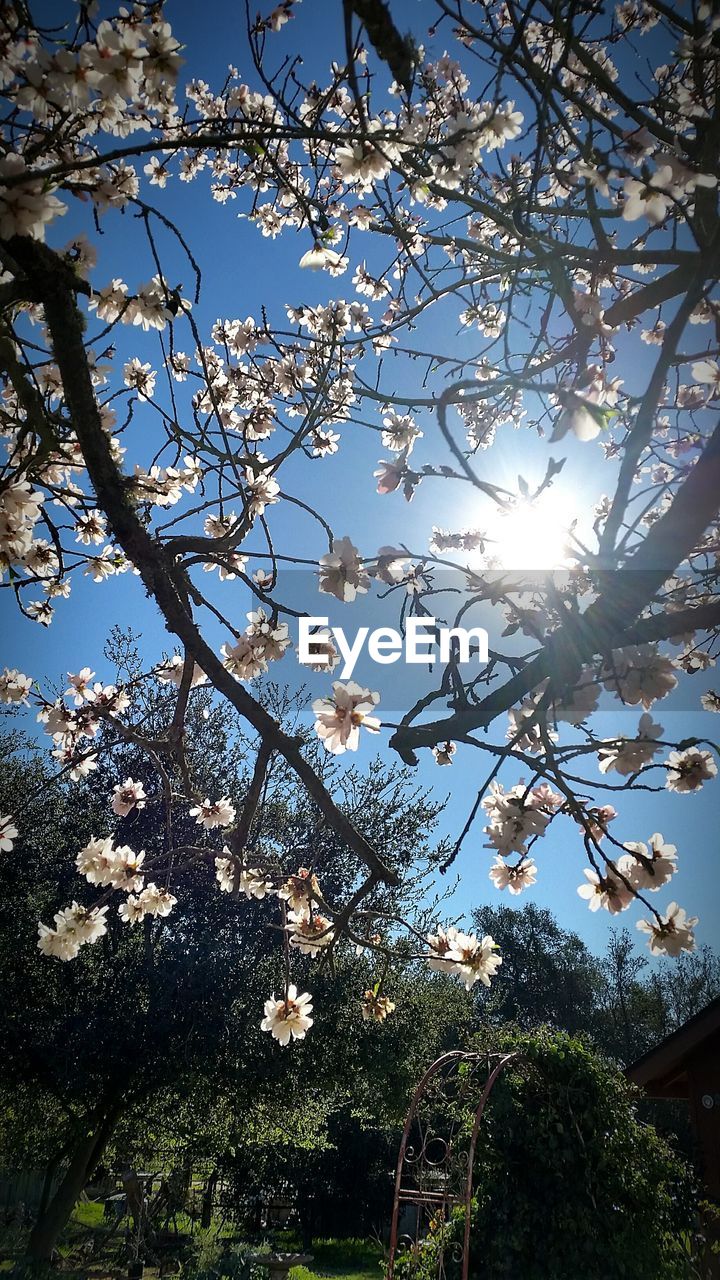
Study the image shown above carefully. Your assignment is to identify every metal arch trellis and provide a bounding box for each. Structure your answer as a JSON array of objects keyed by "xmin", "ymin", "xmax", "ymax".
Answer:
[{"xmin": 387, "ymin": 1050, "xmax": 520, "ymax": 1280}]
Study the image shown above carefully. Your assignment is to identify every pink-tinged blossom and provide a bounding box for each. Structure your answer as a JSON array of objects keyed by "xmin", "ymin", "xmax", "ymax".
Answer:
[
  {"xmin": 665, "ymin": 748, "xmax": 717, "ymax": 793},
  {"xmin": 75, "ymin": 836, "xmax": 145, "ymax": 892},
  {"xmin": 52, "ymin": 746, "xmax": 99, "ymax": 781},
  {"xmin": 577, "ymin": 867, "xmax": 634, "ymax": 914},
  {"xmin": 489, "ymin": 857, "xmax": 538, "ymax": 894},
  {"xmin": 119, "ymin": 883, "xmax": 177, "ymax": 924},
  {"xmin": 0, "ymin": 668, "xmax": 32, "ymax": 705},
  {"xmin": 88, "ymin": 278, "xmax": 129, "ymax": 324},
  {"xmin": 312, "ymin": 681, "xmax": 381, "ymax": 754},
  {"xmin": 603, "ymin": 646, "xmax": 677, "ymax": 709},
  {"xmin": 155, "ymin": 655, "xmax": 208, "ymax": 687},
  {"xmin": 585, "ymin": 805, "xmax": 618, "ymax": 840},
  {"xmin": 287, "ymin": 907, "xmax": 334, "ymax": 954},
  {"xmin": 118, "ymin": 895, "xmax": 146, "ymax": 926},
  {"xmin": 622, "ymin": 833, "xmax": 677, "ymax": 892},
  {"xmin": 372, "ymin": 546, "xmax": 410, "ymax": 586},
  {"xmin": 65, "ymin": 668, "xmax": 97, "ymax": 705},
  {"xmin": 597, "ymin": 713, "xmax": 664, "ymax": 775},
  {"xmin": 238, "ymin": 866, "xmax": 274, "ymax": 899},
  {"xmin": 479, "ymin": 100, "xmax": 523, "ymax": 149},
  {"xmin": 246, "ymin": 608, "xmax": 291, "ymax": 662},
  {"xmin": 215, "ymin": 855, "xmax": 272, "ymax": 897},
  {"xmin": 374, "ymin": 455, "xmax": 408, "ymax": 496},
  {"xmin": 482, "ymin": 782, "xmax": 552, "ymax": 856},
  {"xmin": 637, "ymin": 903, "xmax": 698, "ymax": 957},
  {"xmin": 551, "ymin": 672, "xmax": 600, "ymax": 725},
  {"xmin": 139, "ymin": 883, "xmax": 177, "ymax": 918},
  {"xmin": 426, "ymin": 926, "xmax": 461, "ymax": 975},
  {"xmin": 261, "ymin": 985, "xmax": 314, "ymax": 1045},
  {"xmin": 111, "ymin": 777, "xmax": 147, "ymax": 817},
  {"xmin": 297, "ymin": 626, "xmax": 340, "ymax": 673},
  {"xmin": 335, "ymin": 136, "xmax": 394, "ymax": 190},
  {"xmin": 319, "ymin": 536, "xmax": 370, "ymax": 602},
  {"xmin": 0, "ymin": 152, "xmax": 66, "ymax": 240},
  {"xmin": 221, "ymin": 634, "xmax": 269, "ymax": 681},
  {"xmin": 244, "ymin": 462, "xmax": 280, "ymax": 516},
  {"xmin": 381, "ymin": 411, "xmax": 422, "ymax": 454},
  {"xmin": 279, "ymin": 868, "xmax": 321, "ymax": 912}
]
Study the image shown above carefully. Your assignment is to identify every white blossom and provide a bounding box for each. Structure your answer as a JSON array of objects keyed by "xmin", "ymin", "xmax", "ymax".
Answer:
[
  {"xmin": 312, "ymin": 681, "xmax": 380, "ymax": 754},
  {"xmin": 622, "ymin": 833, "xmax": 677, "ymax": 892},
  {"xmin": 261, "ymin": 985, "xmax": 314, "ymax": 1045},
  {"xmin": 577, "ymin": 867, "xmax": 635, "ymax": 914},
  {"xmin": 189, "ymin": 797, "xmax": 237, "ymax": 828},
  {"xmin": 0, "ymin": 815, "xmax": 18, "ymax": 853},
  {"xmin": 637, "ymin": 903, "xmax": 698, "ymax": 957}
]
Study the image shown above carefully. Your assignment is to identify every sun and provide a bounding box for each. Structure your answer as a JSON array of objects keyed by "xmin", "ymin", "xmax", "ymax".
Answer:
[{"xmin": 485, "ymin": 492, "xmax": 575, "ymax": 572}]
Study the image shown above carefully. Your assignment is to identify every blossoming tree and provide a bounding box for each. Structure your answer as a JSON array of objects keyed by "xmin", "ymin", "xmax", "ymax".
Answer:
[{"xmin": 2, "ymin": 0, "xmax": 720, "ymax": 1038}]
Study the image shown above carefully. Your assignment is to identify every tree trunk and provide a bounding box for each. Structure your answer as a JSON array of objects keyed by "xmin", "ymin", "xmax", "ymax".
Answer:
[
  {"xmin": 26, "ymin": 1096, "xmax": 121, "ymax": 1263},
  {"xmin": 200, "ymin": 1169, "xmax": 217, "ymax": 1231}
]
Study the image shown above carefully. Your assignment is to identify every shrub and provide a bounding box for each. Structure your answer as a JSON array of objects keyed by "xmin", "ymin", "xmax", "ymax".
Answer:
[{"xmin": 393, "ymin": 1028, "xmax": 697, "ymax": 1280}]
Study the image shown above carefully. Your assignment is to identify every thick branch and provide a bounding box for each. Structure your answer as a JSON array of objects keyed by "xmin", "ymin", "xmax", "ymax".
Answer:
[{"xmin": 10, "ymin": 237, "xmax": 398, "ymax": 888}]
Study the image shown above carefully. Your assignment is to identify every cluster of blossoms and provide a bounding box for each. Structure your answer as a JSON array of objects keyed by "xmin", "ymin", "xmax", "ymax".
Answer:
[
  {"xmin": 76, "ymin": 835, "xmax": 146, "ymax": 891},
  {"xmin": 119, "ymin": 883, "xmax": 178, "ymax": 927},
  {"xmin": 426, "ymin": 926, "xmax": 503, "ymax": 991},
  {"xmin": 283, "ymin": 904, "xmax": 332, "ymax": 953},
  {"xmin": 482, "ymin": 782, "xmax": 563, "ymax": 858},
  {"xmin": 0, "ymin": 12, "xmax": 183, "ymax": 242},
  {"xmin": 214, "ymin": 856, "xmax": 273, "ymax": 898},
  {"xmin": 0, "ymin": 480, "xmax": 45, "ymax": 580},
  {"xmin": 318, "ymin": 536, "xmax": 412, "ymax": 603},
  {"xmin": 38, "ymin": 829, "xmax": 177, "ymax": 957},
  {"xmin": 221, "ymin": 609, "xmax": 291, "ymax": 682},
  {"xmin": 37, "ymin": 903, "xmax": 109, "ymax": 962},
  {"xmin": 131, "ymin": 456, "xmax": 201, "ymax": 509},
  {"xmin": 361, "ymin": 990, "xmax": 396, "ymax": 1022},
  {"xmin": 0, "ymin": 667, "xmax": 32, "ymax": 705},
  {"xmin": 38, "ymin": 672, "xmax": 130, "ymax": 780}
]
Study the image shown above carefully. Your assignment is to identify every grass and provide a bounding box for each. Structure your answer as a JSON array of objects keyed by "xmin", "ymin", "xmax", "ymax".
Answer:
[
  {"xmin": 1, "ymin": 1201, "xmax": 384, "ymax": 1280},
  {"xmin": 71, "ymin": 1200, "xmax": 107, "ymax": 1230},
  {"xmin": 289, "ymin": 1237, "xmax": 384, "ymax": 1280}
]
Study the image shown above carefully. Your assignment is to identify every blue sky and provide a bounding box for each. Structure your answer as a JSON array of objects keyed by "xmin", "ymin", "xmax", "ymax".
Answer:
[{"xmin": 2, "ymin": 0, "xmax": 719, "ymax": 961}]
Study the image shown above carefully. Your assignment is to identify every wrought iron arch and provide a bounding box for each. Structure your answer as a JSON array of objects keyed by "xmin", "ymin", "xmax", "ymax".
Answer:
[{"xmin": 387, "ymin": 1050, "xmax": 519, "ymax": 1280}]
